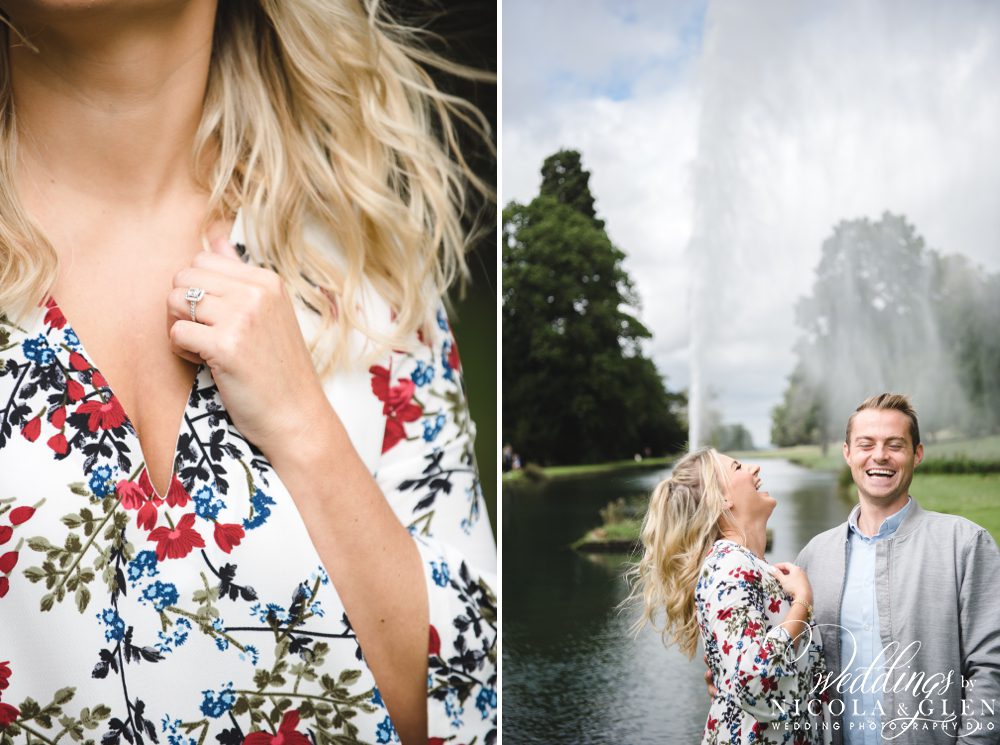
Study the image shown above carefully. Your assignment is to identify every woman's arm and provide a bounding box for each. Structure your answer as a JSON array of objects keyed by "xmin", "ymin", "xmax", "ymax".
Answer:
[
  {"xmin": 167, "ymin": 242, "xmax": 496, "ymax": 744},
  {"xmin": 266, "ymin": 410, "xmax": 429, "ymax": 745}
]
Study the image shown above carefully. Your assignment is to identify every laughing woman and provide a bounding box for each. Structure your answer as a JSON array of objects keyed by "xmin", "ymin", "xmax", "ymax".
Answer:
[
  {"xmin": 0, "ymin": 2, "xmax": 496, "ymax": 744},
  {"xmin": 629, "ymin": 449, "xmax": 825, "ymax": 744}
]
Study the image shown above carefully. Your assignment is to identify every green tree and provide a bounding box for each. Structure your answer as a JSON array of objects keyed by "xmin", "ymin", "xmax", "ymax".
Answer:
[{"xmin": 502, "ymin": 150, "xmax": 685, "ymax": 465}]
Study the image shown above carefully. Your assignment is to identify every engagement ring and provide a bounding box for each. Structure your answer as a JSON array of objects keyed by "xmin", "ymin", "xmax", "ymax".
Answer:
[{"xmin": 185, "ymin": 287, "xmax": 205, "ymax": 323}]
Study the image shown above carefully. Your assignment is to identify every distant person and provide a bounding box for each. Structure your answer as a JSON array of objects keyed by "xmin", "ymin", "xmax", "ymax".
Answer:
[
  {"xmin": 503, "ymin": 443, "xmax": 514, "ymax": 472},
  {"xmin": 705, "ymin": 393, "xmax": 1000, "ymax": 745},
  {"xmin": 630, "ymin": 448, "xmax": 826, "ymax": 744}
]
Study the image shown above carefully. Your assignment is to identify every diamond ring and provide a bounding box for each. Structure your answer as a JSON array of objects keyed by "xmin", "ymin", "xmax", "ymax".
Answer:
[{"xmin": 185, "ymin": 287, "xmax": 205, "ymax": 323}]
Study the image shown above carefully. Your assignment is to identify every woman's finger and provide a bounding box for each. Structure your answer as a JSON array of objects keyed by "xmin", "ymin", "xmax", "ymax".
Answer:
[
  {"xmin": 169, "ymin": 319, "xmax": 216, "ymax": 361},
  {"xmin": 172, "ymin": 265, "xmax": 246, "ymax": 296},
  {"xmin": 191, "ymin": 245, "xmax": 268, "ymax": 284},
  {"xmin": 166, "ymin": 287, "xmax": 226, "ymax": 326}
]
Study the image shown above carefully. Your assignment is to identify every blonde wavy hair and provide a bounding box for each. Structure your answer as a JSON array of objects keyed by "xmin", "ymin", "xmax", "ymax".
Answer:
[
  {"xmin": 0, "ymin": 0, "xmax": 494, "ymax": 374},
  {"xmin": 626, "ymin": 448, "xmax": 737, "ymax": 658}
]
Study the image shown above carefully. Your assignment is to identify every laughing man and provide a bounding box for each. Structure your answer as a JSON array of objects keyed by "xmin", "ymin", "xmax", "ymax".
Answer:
[{"xmin": 796, "ymin": 393, "xmax": 1000, "ymax": 745}]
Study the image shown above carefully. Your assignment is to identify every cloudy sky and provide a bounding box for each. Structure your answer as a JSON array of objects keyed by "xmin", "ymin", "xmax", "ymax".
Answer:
[{"xmin": 502, "ymin": 0, "xmax": 1000, "ymax": 447}]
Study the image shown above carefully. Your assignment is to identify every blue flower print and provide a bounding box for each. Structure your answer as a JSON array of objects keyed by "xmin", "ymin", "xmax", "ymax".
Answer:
[
  {"xmin": 156, "ymin": 618, "xmax": 192, "ymax": 655},
  {"xmin": 63, "ymin": 328, "xmax": 81, "ymax": 351},
  {"xmin": 161, "ymin": 715, "xmax": 196, "ymax": 745},
  {"xmin": 476, "ymin": 687, "xmax": 497, "ymax": 720},
  {"xmin": 422, "ymin": 413, "xmax": 446, "ymax": 443},
  {"xmin": 242, "ymin": 489, "xmax": 275, "ymax": 530},
  {"xmin": 444, "ymin": 688, "xmax": 464, "ymax": 728},
  {"xmin": 88, "ymin": 464, "xmax": 116, "ymax": 498},
  {"xmin": 199, "ymin": 682, "xmax": 235, "ymax": 718},
  {"xmin": 193, "ymin": 485, "xmax": 224, "ymax": 521},
  {"xmin": 430, "ymin": 560, "xmax": 450, "ymax": 588},
  {"xmin": 410, "ymin": 360, "xmax": 435, "ymax": 387},
  {"xmin": 211, "ymin": 618, "xmax": 229, "ymax": 651},
  {"xmin": 97, "ymin": 608, "xmax": 125, "ymax": 642},
  {"xmin": 128, "ymin": 550, "xmax": 160, "ymax": 584},
  {"xmin": 375, "ymin": 716, "xmax": 399, "ymax": 744},
  {"xmin": 141, "ymin": 581, "xmax": 179, "ymax": 611},
  {"xmin": 21, "ymin": 335, "xmax": 55, "ymax": 365},
  {"xmin": 238, "ymin": 645, "xmax": 259, "ymax": 666},
  {"xmin": 441, "ymin": 340, "xmax": 456, "ymax": 381},
  {"xmin": 371, "ymin": 688, "xmax": 385, "ymax": 708},
  {"xmin": 436, "ymin": 307, "xmax": 449, "ymax": 332}
]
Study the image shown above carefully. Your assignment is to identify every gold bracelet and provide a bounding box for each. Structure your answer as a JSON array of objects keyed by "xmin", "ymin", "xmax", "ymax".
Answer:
[{"xmin": 791, "ymin": 599, "xmax": 813, "ymax": 616}]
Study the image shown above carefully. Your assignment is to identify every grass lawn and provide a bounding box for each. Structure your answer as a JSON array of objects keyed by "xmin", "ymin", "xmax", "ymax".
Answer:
[
  {"xmin": 909, "ymin": 473, "xmax": 1000, "ymax": 544},
  {"xmin": 502, "ymin": 456, "xmax": 673, "ymax": 482}
]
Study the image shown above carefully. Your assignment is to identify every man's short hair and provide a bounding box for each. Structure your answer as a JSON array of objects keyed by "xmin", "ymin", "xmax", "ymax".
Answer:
[{"xmin": 845, "ymin": 393, "xmax": 921, "ymax": 449}]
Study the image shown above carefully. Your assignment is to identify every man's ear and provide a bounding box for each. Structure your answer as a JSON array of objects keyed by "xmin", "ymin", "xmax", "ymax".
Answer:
[
  {"xmin": 914, "ymin": 443, "xmax": 924, "ymax": 467},
  {"xmin": 842, "ymin": 441, "xmax": 850, "ymax": 463}
]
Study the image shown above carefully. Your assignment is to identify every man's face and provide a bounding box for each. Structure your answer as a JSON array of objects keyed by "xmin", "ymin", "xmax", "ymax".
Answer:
[{"xmin": 843, "ymin": 409, "xmax": 924, "ymax": 504}]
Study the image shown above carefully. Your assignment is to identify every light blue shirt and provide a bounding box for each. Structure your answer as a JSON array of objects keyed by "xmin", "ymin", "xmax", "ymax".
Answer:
[{"xmin": 840, "ymin": 498, "xmax": 912, "ymax": 745}]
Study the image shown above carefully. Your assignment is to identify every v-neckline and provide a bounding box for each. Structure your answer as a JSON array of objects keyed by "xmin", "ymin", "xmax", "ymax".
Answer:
[
  {"xmin": 39, "ymin": 213, "xmax": 244, "ymax": 501},
  {"xmin": 43, "ymin": 299, "xmax": 205, "ymax": 502}
]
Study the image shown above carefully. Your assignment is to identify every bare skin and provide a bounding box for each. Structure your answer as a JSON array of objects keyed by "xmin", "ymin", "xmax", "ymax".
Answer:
[{"xmin": 5, "ymin": 2, "xmax": 428, "ymax": 741}]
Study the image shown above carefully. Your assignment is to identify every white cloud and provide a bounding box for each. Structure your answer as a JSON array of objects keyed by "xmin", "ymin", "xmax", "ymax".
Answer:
[{"xmin": 503, "ymin": 0, "xmax": 1000, "ymax": 447}]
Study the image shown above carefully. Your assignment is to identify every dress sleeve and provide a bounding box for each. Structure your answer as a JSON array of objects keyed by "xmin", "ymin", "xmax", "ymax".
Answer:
[
  {"xmin": 367, "ymin": 304, "xmax": 497, "ymax": 743},
  {"xmin": 704, "ymin": 550, "xmax": 813, "ymax": 723}
]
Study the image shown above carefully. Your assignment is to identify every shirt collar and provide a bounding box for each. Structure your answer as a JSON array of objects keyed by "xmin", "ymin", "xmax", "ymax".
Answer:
[{"xmin": 848, "ymin": 497, "xmax": 913, "ymax": 541}]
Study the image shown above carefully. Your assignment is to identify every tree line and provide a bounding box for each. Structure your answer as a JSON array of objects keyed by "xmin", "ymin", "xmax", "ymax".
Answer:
[{"xmin": 772, "ymin": 212, "xmax": 1000, "ymax": 446}]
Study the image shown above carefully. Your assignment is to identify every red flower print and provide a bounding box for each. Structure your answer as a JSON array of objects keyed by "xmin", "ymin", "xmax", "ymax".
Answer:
[
  {"xmin": 0, "ymin": 527, "xmax": 11, "ymax": 545},
  {"xmin": 428, "ymin": 739, "xmax": 447, "ymax": 745},
  {"xmin": 243, "ymin": 710, "xmax": 310, "ymax": 745},
  {"xmin": 722, "ymin": 640, "xmax": 732, "ymax": 655},
  {"xmin": 707, "ymin": 716, "xmax": 718, "ymax": 731},
  {"xmin": 213, "ymin": 523, "xmax": 245, "ymax": 553},
  {"xmin": 761, "ymin": 675, "xmax": 777, "ymax": 693},
  {"xmin": 448, "ymin": 337, "xmax": 460, "ymax": 374},
  {"xmin": 0, "ymin": 701, "xmax": 18, "ymax": 728},
  {"xmin": 20, "ymin": 416, "xmax": 40, "ymax": 443},
  {"xmin": 744, "ymin": 620, "xmax": 761, "ymax": 638},
  {"xmin": 0, "ymin": 552, "xmax": 17, "ymax": 574},
  {"xmin": 50, "ymin": 406, "xmax": 67, "ymax": 429},
  {"xmin": 769, "ymin": 597, "xmax": 782, "ymax": 614},
  {"xmin": 43, "ymin": 298, "xmax": 66, "ymax": 329},
  {"xmin": 136, "ymin": 500, "xmax": 159, "ymax": 531},
  {"xmin": 0, "ymin": 660, "xmax": 11, "ymax": 689},
  {"xmin": 47, "ymin": 433, "xmax": 68, "ymax": 455},
  {"xmin": 68, "ymin": 351, "xmax": 90, "ymax": 372},
  {"xmin": 0, "ymin": 577, "xmax": 7, "ymax": 598},
  {"xmin": 148, "ymin": 513, "xmax": 205, "ymax": 561},
  {"xmin": 369, "ymin": 365, "xmax": 423, "ymax": 453},
  {"xmin": 92, "ymin": 371, "xmax": 108, "ymax": 388},
  {"xmin": 165, "ymin": 475, "xmax": 190, "ymax": 508},
  {"xmin": 752, "ymin": 722, "xmax": 765, "ymax": 736},
  {"xmin": 66, "ymin": 379, "xmax": 85, "ymax": 403},
  {"xmin": 8, "ymin": 507, "xmax": 34, "ymax": 526},
  {"xmin": 75, "ymin": 397, "xmax": 127, "ymax": 432},
  {"xmin": 138, "ymin": 470, "xmax": 157, "ymax": 499},
  {"xmin": 429, "ymin": 624, "xmax": 441, "ymax": 656},
  {"xmin": 116, "ymin": 480, "xmax": 147, "ymax": 510},
  {"xmin": 717, "ymin": 608, "xmax": 733, "ymax": 621}
]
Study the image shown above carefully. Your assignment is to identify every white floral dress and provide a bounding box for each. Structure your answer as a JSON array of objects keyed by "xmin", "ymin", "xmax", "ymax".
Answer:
[
  {"xmin": 0, "ymin": 214, "xmax": 497, "ymax": 745},
  {"xmin": 695, "ymin": 540, "xmax": 824, "ymax": 745}
]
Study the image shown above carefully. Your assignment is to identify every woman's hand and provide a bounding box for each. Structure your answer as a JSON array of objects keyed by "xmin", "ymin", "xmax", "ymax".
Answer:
[
  {"xmin": 166, "ymin": 238, "xmax": 335, "ymax": 458},
  {"xmin": 770, "ymin": 562, "xmax": 813, "ymax": 606}
]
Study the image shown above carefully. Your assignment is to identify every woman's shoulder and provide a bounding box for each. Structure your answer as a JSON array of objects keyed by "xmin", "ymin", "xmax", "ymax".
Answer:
[{"xmin": 702, "ymin": 540, "xmax": 766, "ymax": 584}]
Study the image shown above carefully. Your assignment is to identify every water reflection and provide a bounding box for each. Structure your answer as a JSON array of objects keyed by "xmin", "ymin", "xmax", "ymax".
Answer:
[{"xmin": 502, "ymin": 459, "xmax": 847, "ymax": 744}]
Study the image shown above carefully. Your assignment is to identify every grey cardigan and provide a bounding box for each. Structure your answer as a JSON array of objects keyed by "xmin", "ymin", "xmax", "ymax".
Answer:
[{"xmin": 796, "ymin": 499, "xmax": 1000, "ymax": 745}]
